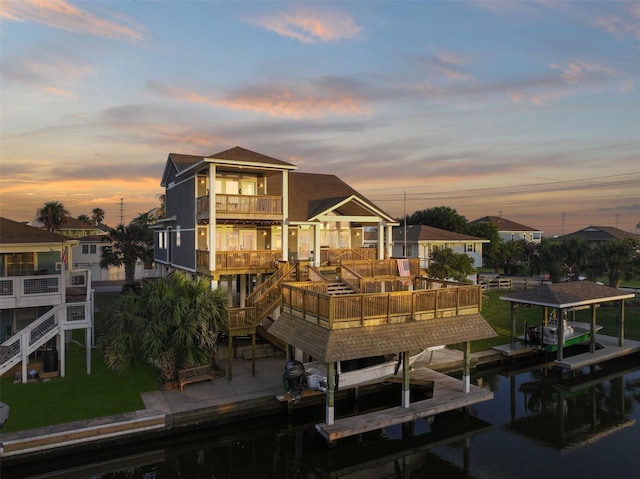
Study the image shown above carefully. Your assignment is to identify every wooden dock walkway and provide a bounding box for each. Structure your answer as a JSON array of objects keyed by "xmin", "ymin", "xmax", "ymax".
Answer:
[
  {"xmin": 315, "ymin": 368, "xmax": 493, "ymax": 442},
  {"xmin": 555, "ymin": 335, "xmax": 640, "ymax": 370}
]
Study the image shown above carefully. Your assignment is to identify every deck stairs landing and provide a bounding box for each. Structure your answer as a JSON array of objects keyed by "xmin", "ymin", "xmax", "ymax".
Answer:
[{"xmin": 327, "ymin": 282, "xmax": 357, "ymax": 296}]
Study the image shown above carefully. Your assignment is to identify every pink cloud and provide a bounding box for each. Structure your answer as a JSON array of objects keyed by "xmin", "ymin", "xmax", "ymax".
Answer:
[
  {"xmin": 0, "ymin": 0, "xmax": 145, "ymax": 42},
  {"xmin": 591, "ymin": 4, "xmax": 640, "ymax": 41},
  {"xmin": 251, "ymin": 7, "xmax": 362, "ymax": 43}
]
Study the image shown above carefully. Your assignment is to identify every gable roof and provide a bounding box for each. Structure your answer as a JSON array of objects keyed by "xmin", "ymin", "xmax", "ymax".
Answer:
[
  {"xmin": 268, "ymin": 172, "xmax": 396, "ymax": 223},
  {"xmin": 471, "ymin": 216, "xmax": 541, "ymax": 232},
  {"xmin": 557, "ymin": 226, "xmax": 639, "ymax": 242},
  {"xmin": 392, "ymin": 224, "xmax": 488, "ymax": 243},
  {"xmin": 161, "ymin": 146, "xmax": 297, "ymax": 187},
  {"xmin": 0, "ymin": 217, "xmax": 70, "ymax": 245}
]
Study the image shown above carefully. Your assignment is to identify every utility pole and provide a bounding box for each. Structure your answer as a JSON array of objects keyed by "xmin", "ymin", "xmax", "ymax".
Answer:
[{"xmin": 120, "ymin": 198, "xmax": 124, "ymax": 225}]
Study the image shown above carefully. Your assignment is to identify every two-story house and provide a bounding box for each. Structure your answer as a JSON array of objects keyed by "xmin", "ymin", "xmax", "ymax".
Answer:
[
  {"xmin": 470, "ymin": 216, "xmax": 543, "ymax": 244},
  {"xmin": 154, "ymin": 146, "xmax": 398, "ymax": 304},
  {"xmin": 392, "ymin": 224, "xmax": 488, "ymax": 282},
  {"xmin": 0, "ymin": 217, "xmax": 93, "ymax": 382}
]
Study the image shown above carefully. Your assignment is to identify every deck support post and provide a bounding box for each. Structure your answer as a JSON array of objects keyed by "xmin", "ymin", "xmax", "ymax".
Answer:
[
  {"xmin": 618, "ymin": 300, "xmax": 625, "ymax": 347},
  {"xmin": 462, "ymin": 341, "xmax": 471, "ymax": 393},
  {"xmin": 510, "ymin": 303, "xmax": 517, "ymax": 349},
  {"xmin": 402, "ymin": 351, "xmax": 410, "ymax": 408},
  {"xmin": 251, "ymin": 332, "xmax": 256, "ymax": 377},
  {"xmin": 326, "ymin": 362, "xmax": 336, "ymax": 425},
  {"xmin": 227, "ymin": 334, "xmax": 233, "ymax": 381},
  {"xmin": 557, "ymin": 308, "xmax": 564, "ymax": 362},
  {"xmin": 590, "ymin": 304, "xmax": 597, "ymax": 353}
]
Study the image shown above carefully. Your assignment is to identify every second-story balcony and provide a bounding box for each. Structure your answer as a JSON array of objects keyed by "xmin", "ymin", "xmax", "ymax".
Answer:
[
  {"xmin": 0, "ymin": 270, "xmax": 90, "ymax": 310},
  {"xmin": 197, "ymin": 249, "xmax": 283, "ymax": 275},
  {"xmin": 197, "ymin": 194, "xmax": 282, "ymax": 221}
]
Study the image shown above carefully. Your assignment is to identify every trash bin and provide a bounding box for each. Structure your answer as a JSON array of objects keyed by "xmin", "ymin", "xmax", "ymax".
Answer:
[{"xmin": 44, "ymin": 349, "xmax": 58, "ymax": 372}]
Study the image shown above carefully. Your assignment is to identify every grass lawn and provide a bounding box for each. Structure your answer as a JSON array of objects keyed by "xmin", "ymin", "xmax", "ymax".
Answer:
[{"xmin": 1, "ymin": 289, "xmax": 638, "ymax": 433}]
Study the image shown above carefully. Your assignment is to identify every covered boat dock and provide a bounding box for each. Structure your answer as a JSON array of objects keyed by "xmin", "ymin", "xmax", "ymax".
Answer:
[
  {"xmin": 496, "ymin": 282, "xmax": 637, "ymax": 369},
  {"xmin": 269, "ymin": 282, "xmax": 497, "ymax": 442}
]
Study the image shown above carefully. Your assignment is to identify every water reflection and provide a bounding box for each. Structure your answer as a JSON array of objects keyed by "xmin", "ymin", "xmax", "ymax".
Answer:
[{"xmin": 4, "ymin": 356, "xmax": 640, "ymax": 479}]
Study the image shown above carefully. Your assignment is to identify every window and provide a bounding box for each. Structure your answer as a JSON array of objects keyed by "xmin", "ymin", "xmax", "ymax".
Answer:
[
  {"xmin": 82, "ymin": 245, "xmax": 97, "ymax": 254},
  {"xmin": 6, "ymin": 253, "xmax": 35, "ymax": 276},
  {"xmin": 176, "ymin": 226, "xmax": 181, "ymax": 247},
  {"xmin": 466, "ymin": 244, "xmax": 475, "ymax": 252},
  {"xmin": 158, "ymin": 232, "xmax": 166, "ymax": 249}
]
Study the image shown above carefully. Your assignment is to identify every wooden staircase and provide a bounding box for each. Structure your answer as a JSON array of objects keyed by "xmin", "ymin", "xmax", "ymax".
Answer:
[{"xmin": 327, "ymin": 281, "xmax": 356, "ymax": 295}]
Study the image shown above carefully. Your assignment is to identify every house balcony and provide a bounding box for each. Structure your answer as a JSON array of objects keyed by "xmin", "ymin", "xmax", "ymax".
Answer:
[
  {"xmin": 197, "ymin": 249, "xmax": 284, "ymax": 275},
  {"xmin": 280, "ymin": 282, "xmax": 482, "ymax": 330},
  {"xmin": 196, "ymin": 194, "xmax": 282, "ymax": 221},
  {"xmin": 0, "ymin": 270, "xmax": 90, "ymax": 310}
]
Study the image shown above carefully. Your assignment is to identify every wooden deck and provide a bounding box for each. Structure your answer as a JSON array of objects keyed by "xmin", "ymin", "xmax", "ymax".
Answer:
[
  {"xmin": 315, "ymin": 368, "xmax": 493, "ymax": 442},
  {"xmin": 555, "ymin": 335, "xmax": 640, "ymax": 370}
]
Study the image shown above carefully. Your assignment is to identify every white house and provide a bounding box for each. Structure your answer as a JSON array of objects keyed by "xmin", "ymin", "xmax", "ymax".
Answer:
[{"xmin": 470, "ymin": 216, "xmax": 543, "ymax": 244}]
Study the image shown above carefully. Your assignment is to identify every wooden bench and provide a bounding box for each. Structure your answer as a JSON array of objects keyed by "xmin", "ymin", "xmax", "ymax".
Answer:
[{"xmin": 177, "ymin": 365, "xmax": 215, "ymax": 391}]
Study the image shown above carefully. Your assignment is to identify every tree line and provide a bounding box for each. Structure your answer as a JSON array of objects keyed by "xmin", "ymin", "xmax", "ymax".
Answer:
[{"xmin": 400, "ymin": 206, "xmax": 640, "ymax": 288}]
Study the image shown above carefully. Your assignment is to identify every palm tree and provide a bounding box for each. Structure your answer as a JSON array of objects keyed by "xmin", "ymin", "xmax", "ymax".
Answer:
[
  {"xmin": 37, "ymin": 201, "xmax": 69, "ymax": 232},
  {"xmin": 91, "ymin": 207, "xmax": 105, "ymax": 226},
  {"xmin": 77, "ymin": 214, "xmax": 92, "ymax": 225},
  {"xmin": 100, "ymin": 222, "xmax": 153, "ymax": 286},
  {"xmin": 589, "ymin": 238, "xmax": 640, "ymax": 288},
  {"xmin": 99, "ymin": 272, "xmax": 228, "ymax": 385},
  {"xmin": 502, "ymin": 240, "xmax": 525, "ymax": 276}
]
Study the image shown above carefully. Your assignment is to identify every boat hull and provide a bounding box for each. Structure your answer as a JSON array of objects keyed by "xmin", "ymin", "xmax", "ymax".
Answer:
[{"xmin": 519, "ymin": 321, "xmax": 602, "ymax": 353}]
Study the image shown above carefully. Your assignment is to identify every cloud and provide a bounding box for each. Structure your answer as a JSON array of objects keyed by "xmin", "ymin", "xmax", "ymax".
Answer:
[
  {"xmin": 0, "ymin": 0, "xmax": 145, "ymax": 42},
  {"xmin": 250, "ymin": 6, "xmax": 362, "ymax": 43},
  {"xmin": 591, "ymin": 4, "xmax": 640, "ymax": 41},
  {"xmin": 149, "ymin": 78, "xmax": 371, "ymax": 119}
]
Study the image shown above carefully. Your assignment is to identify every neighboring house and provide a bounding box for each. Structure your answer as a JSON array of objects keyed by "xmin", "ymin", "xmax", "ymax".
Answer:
[
  {"xmin": 0, "ymin": 218, "xmax": 93, "ymax": 381},
  {"xmin": 29, "ymin": 216, "xmax": 106, "ymax": 238},
  {"xmin": 154, "ymin": 146, "xmax": 398, "ymax": 303},
  {"xmin": 556, "ymin": 226, "xmax": 640, "ymax": 244},
  {"xmin": 392, "ymin": 224, "xmax": 488, "ymax": 281},
  {"xmin": 470, "ymin": 216, "xmax": 543, "ymax": 244},
  {"xmin": 72, "ymin": 234, "xmax": 159, "ymax": 282}
]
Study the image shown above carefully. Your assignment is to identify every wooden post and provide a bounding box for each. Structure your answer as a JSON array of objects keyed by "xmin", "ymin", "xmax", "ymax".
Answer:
[
  {"xmin": 619, "ymin": 300, "xmax": 625, "ymax": 347},
  {"xmin": 557, "ymin": 308, "xmax": 564, "ymax": 362},
  {"xmin": 227, "ymin": 334, "xmax": 233, "ymax": 381},
  {"xmin": 326, "ymin": 362, "xmax": 336, "ymax": 425},
  {"xmin": 510, "ymin": 303, "xmax": 517, "ymax": 349},
  {"xmin": 402, "ymin": 351, "xmax": 410, "ymax": 408},
  {"xmin": 251, "ymin": 332, "xmax": 256, "ymax": 377},
  {"xmin": 590, "ymin": 304, "xmax": 597, "ymax": 353},
  {"xmin": 463, "ymin": 341, "xmax": 471, "ymax": 393}
]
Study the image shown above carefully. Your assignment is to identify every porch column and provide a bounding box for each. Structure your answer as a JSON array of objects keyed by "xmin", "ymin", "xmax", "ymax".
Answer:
[
  {"xmin": 86, "ymin": 327, "xmax": 92, "ymax": 375},
  {"xmin": 59, "ymin": 330, "xmax": 66, "ymax": 378},
  {"xmin": 314, "ymin": 224, "xmax": 321, "ymax": 267},
  {"xmin": 463, "ymin": 341, "xmax": 471, "ymax": 393},
  {"xmin": 377, "ymin": 223, "xmax": 385, "ymax": 260},
  {"xmin": 326, "ymin": 362, "xmax": 336, "ymax": 425},
  {"xmin": 209, "ymin": 165, "xmax": 216, "ymax": 272},
  {"xmin": 386, "ymin": 224, "xmax": 393, "ymax": 259},
  {"xmin": 402, "ymin": 351, "xmax": 410, "ymax": 408},
  {"xmin": 282, "ymin": 170, "xmax": 289, "ymax": 261},
  {"xmin": 240, "ymin": 274, "xmax": 247, "ymax": 308}
]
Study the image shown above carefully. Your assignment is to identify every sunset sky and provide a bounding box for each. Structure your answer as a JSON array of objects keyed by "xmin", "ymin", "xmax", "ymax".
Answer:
[{"xmin": 1, "ymin": 0, "xmax": 638, "ymax": 237}]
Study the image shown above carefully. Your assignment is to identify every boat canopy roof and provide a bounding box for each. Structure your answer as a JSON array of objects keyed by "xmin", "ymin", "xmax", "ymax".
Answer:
[{"xmin": 500, "ymin": 282, "xmax": 634, "ymax": 309}]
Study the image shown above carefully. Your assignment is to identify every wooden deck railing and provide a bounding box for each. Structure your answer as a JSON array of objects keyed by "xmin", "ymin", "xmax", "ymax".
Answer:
[
  {"xmin": 196, "ymin": 194, "xmax": 282, "ymax": 216},
  {"xmin": 281, "ymin": 283, "xmax": 482, "ymax": 330},
  {"xmin": 319, "ymin": 248, "xmax": 377, "ymax": 265},
  {"xmin": 197, "ymin": 250, "xmax": 283, "ymax": 272},
  {"xmin": 340, "ymin": 258, "xmax": 420, "ymax": 278}
]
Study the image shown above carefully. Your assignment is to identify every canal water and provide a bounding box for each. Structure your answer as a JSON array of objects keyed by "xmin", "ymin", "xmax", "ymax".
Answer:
[{"xmin": 5, "ymin": 355, "xmax": 640, "ymax": 479}]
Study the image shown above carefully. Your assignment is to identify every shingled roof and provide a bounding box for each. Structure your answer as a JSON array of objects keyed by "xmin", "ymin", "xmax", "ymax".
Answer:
[
  {"xmin": 557, "ymin": 226, "xmax": 640, "ymax": 242},
  {"xmin": 392, "ymin": 224, "xmax": 488, "ymax": 243},
  {"xmin": 471, "ymin": 216, "xmax": 540, "ymax": 232},
  {"xmin": 206, "ymin": 146, "xmax": 296, "ymax": 168},
  {"xmin": 269, "ymin": 313, "xmax": 496, "ymax": 362},
  {"xmin": 268, "ymin": 171, "xmax": 395, "ymax": 223},
  {"xmin": 500, "ymin": 281, "xmax": 634, "ymax": 308},
  {"xmin": 0, "ymin": 217, "xmax": 70, "ymax": 244}
]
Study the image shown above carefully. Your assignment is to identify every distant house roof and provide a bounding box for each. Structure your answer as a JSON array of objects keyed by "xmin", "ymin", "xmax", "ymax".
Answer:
[
  {"xmin": 29, "ymin": 216, "xmax": 105, "ymax": 234},
  {"xmin": 556, "ymin": 226, "xmax": 640, "ymax": 242},
  {"xmin": 0, "ymin": 217, "xmax": 70, "ymax": 245},
  {"xmin": 471, "ymin": 216, "xmax": 541, "ymax": 232},
  {"xmin": 269, "ymin": 172, "xmax": 396, "ymax": 224},
  {"xmin": 500, "ymin": 281, "xmax": 634, "ymax": 308},
  {"xmin": 270, "ymin": 312, "xmax": 496, "ymax": 362},
  {"xmin": 392, "ymin": 224, "xmax": 488, "ymax": 243}
]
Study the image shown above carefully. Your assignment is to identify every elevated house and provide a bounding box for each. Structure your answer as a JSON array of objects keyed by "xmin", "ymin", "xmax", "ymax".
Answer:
[
  {"xmin": 29, "ymin": 216, "xmax": 106, "ymax": 238},
  {"xmin": 0, "ymin": 218, "xmax": 93, "ymax": 382},
  {"xmin": 391, "ymin": 224, "xmax": 488, "ymax": 281},
  {"xmin": 471, "ymin": 216, "xmax": 543, "ymax": 244},
  {"xmin": 154, "ymin": 146, "xmax": 398, "ymax": 302}
]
